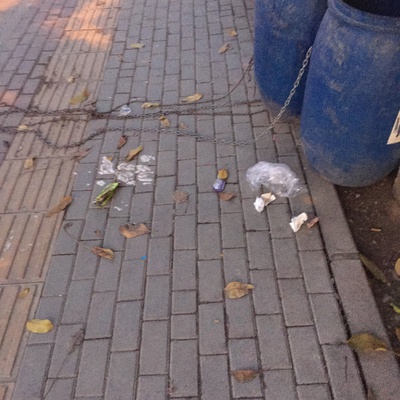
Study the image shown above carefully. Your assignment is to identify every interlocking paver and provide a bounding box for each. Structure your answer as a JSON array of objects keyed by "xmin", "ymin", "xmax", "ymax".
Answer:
[
  {"xmin": 143, "ymin": 275, "xmax": 171, "ymax": 320},
  {"xmin": 264, "ymin": 370, "xmax": 297, "ymax": 400},
  {"xmin": 137, "ymin": 376, "xmax": 167, "ymax": 400},
  {"xmin": 172, "ymin": 250, "xmax": 197, "ymax": 291},
  {"xmin": 199, "ymin": 303, "xmax": 227, "ymax": 355},
  {"xmin": 172, "ymin": 290, "xmax": 197, "ymax": 315},
  {"xmin": 200, "ymin": 355, "xmax": 231, "ymax": 400}
]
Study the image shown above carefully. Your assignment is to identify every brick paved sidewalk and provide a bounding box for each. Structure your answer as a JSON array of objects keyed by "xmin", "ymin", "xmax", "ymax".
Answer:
[{"xmin": 1, "ymin": 0, "xmax": 400, "ymax": 399}]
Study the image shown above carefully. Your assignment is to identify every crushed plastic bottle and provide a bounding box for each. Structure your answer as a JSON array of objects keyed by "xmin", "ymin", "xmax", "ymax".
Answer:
[{"xmin": 119, "ymin": 104, "xmax": 132, "ymax": 116}]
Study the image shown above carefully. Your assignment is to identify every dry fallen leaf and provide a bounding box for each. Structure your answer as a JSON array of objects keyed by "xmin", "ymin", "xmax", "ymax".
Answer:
[
  {"xmin": 224, "ymin": 281, "xmax": 255, "ymax": 299},
  {"xmin": 125, "ymin": 145, "xmax": 144, "ymax": 161},
  {"xmin": 72, "ymin": 147, "xmax": 91, "ymax": 161},
  {"xmin": 130, "ymin": 43, "xmax": 145, "ymax": 49},
  {"xmin": 219, "ymin": 43, "xmax": 230, "ymax": 54},
  {"xmin": 228, "ymin": 28, "xmax": 238, "ymax": 37},
  {"xmin": 26, "ymin": 319, "xmax": 54, "ymax": 334},
  {"xmin": 18, "ymin": 288, "xmax": 30, "ymax": 298},
  {"xmin": 66, "ymin": 75, "xmax": 75, "ymax": 83},
  {"xmin": 395, "ymin": 327, "xmax": 400, "ymax": 342},
  {"xmin": 178, "ymin": 123, "xmax": 188, "ymax": 129},
  {"xmin": 307, "ymin": 217, "xmax": 319, "ymax": 229},
  {"xmin": 390, "ymin": 303, "xmax": 400, "ymax": 314},
  {"xmin": 17, "ymin": 124, "xmax": 29, "ymax": 131},
  {"xmin": 119, "ymin": 223, "xmax": 150, "ymax": 239},
  {"xmin": 69, "ymin": 88, "xmax": 89, "ymax": 105},
  {"xmin": 45, "ymin": 196, "xmax": 73, "ymax": 217},
  {"xmin": 173, "ymin": 190, "xmax": 189, "ymax": 203},
  {"xmin": 160, "ymin": 115, "xmax": 170, "ymax": 128},
  {"xmin": 182, "ymin": 93, "xmax": 203, "ymax": 103},
  {"xmin": 94, "ymin": 230, "xmax": 103, "ymax": 238},
  {"xmin": 24, "ymin": 157, "xmax": 35, "ymax": 169},
  {"xmin": 359, "ymin": 254, "xmax": 387, "ymax": 284},
  {"xmin": 218, "ymin": 192, "xmax": 236, "ymax": 201},
  {"xmin": 370, "ymin": 228, "xmax": 382, "ymax": 232},
  {"xmin": 117, "ymin": 135, "xmax": 127, "ymax": 149},
  {"xmin": 217, "ymin": 168, "xmax": 229, "ymax": 180},
  {"xmin": 347, "ymin": 333, "xmax": 388, "ymax": 352},
  {"xmin": 395, "ymin": 258, "xmax": 400, "ymax": 277},
  {"xmin": 91, "ymin": 246, "xmax": 114, "ymax": 259},
  {"xmin": 142, "ymin": 102, "xmax": 160, "ymax": 108},
  {"xmin": 232, "ymin": 370, "xmax": 258, "ymax": 383}
]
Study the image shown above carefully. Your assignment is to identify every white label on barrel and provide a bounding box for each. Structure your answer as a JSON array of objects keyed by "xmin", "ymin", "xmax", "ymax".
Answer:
[{"xmin": 387, "ymin": 111, "xmax": 400, "ymax": 145}]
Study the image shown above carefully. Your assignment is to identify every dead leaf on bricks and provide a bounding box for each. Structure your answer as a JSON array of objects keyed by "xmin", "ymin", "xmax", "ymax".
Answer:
[
  {"xmin": 159, "ymin": 115, "xmax": 170, "ymax": 128},
  {"xmin": 232, "ymin": 370, "xmax": 259, "ymax": 383},
  {"xmin": 141, "ymin": 102, "xmax": 160, "ymax": 108},
  {"xmin": 91, "ymin": 246, "xmax": 114, "ymax": 259},
  {"xmin": 217, "ymin": 168, "xmax": 229, "ymax": 180},
  {"xmin": 395, "ymin": 328, "xmax": 400, "ymax": 343},
  {"xmin": 17, "ymin": 124, "xmax": 30, "ymax": 131},
  {"xmin": 94, "ymin": 230, "xmax": 103, "ymax": 238},
  {"xmin": 218, "ymin": 192, "xmax": 236, "ymax": 201},
  {"xmin": 69, "ymin": 88, "xmax": 89, "ymax": 105},
  {"xmin": 224, "ymin": 282, "xmax": 254, "ymax": 299},
  {"xmin": 178, "ymin": 123, "xmax": 188, "ymax": 129},
  {"xmin": 17, "ymin": 288, "xmax": 30, "ymax": 298},
  {"xmin": 130, "ymin": 43, "xmax": 145, "ymax": 49},
  {"xmin": 26, "ymin": 319, "xmax": 54, "ymax": 334},
  {"xmin": 119, "ymin": 223, "xmax": 150, "ymax": 239},
  {"xmin": 117, "ymin": 135, "xmax": 127, "ymax": 149},
  {"xmin": 359, "ymin": 254, "xmax": 387, "ymax": 284},
  {"xmin": 24, "ymin": 157, "xmax": 35, "ymax": 169},
  {"xmin": 227, "ymin": 29, "xmax": 238, "ymax": 37},
  {"xmin": 347, "ymin": 333, "xmax": 388, "ymax": 353},
  {"xmin": 182, "ymin": 93, "xmax": 203, "ymax": 103},
  {"xmin": 218, "ymin": 43, "xmax": 230, "ymax": 54},
  {"xmin": 125, "ymin": 145, "xmax": 144, "ymax": 161},
  {"xmin": 173, "ymin": 190, "xmax": 189, "ymax": 203},
  {"xmin": 395, "ymin": 258, "xmax": 400, "ymax": 277},
  {"xmin": 390, "ymin": 303, "xmax": 400, "ymax": 314},
  {"xmin": 45, "ymin": 196, "xmax": 73, "ymax": 217},
  {"xmin": 72, "ymin": 147, "xmax": 91, "ymax": 161},
  {"xmin": 307, "ymin": 217, "xmax": 319, "ymax": 229}
]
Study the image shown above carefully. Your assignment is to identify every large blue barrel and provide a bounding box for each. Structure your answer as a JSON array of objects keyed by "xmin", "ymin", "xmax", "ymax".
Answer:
[
  {"xmin": 254, "ymin": 0, "xmax": 327, "ymax": 115},
  {"xmin": 300, "ymin": 0, "xmax": 400, "ymax": 187}
]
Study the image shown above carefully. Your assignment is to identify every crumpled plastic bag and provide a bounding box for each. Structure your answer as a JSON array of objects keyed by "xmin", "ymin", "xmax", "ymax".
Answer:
[{"xmin": 246, "ymin": 162, "xmax": 304, "ymax": 197}]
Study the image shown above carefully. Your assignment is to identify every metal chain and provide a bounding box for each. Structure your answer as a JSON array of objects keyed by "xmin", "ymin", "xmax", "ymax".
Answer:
[{"xmin": 0, "ymin": 47, "xmax": 313, "ymax": 149}]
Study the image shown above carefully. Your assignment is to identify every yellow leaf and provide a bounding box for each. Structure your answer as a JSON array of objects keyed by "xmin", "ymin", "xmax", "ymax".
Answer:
[
  {"xmin": 182, "ymin": 93, "xmax": 203, "ymax": 103},
  {"xmin": 91, "ymin": 246, "xmax": 114, "ymax": 259},
  {"xmin": 232, "ymin": 370, "xmax": 258, "ymax": 383},
  {"xmin": 17, "ymin": 124, "xmax": 29, "ymax": 131},
  {"xmin": 395, "ymin": 258, "xmax": 400, "ymax": 277},
  {"xmin": 130, "ymin": 43, "xmax": 145, "ymax": 49},
  {"xmin": 173, "ymin": 190, "xmax": 189, "ymax": 203},
  {"xmin": 228, "ymin": 29, "xmax": 238, "ymax": 37},
  {"xmin": 390, "ymin": 303, "xmax": 400, "ymax": 314},
  {"xmin": 178, "ymin": 123, "xmax": 188, "ymax": 129},
  {"xmin": 24, "ymin": 157, "xmax": 35, "ymax": 169},
  {"xmin": 45, "ymin": 196, "xmax": 73, "ymax": 217},
  {"xmin": 26, "ymin": 319, "xmax": 54, "ymax": 334},
  {"xmin": 359, "ymin": 254, "xmax": 387, "ymax": 284},
  {"xmin": 119, "ymin": 223, "xmax": 150, "ymax": 238},
  {"xmin": 219, "ymin": 43, "xmax": 230, "ymax": 54},
  {"xmin": 141, "ymin": 102, "xmax": 160, "ymax": 108},
  {"xmin": 18, "ymin": 288, "xmax": 30, "ymax": 298},
  {"xmin": 125, "ymin": 145, "xmax": 144, "ymax": 161},
  {"xmin": 69, "ymin": 88, "xmax": 89, "ymax": 105},
  {"xmin": 218, "ymin": 192, "xmax": 236, "ymax": 201},
  {"xmin": 217, "ymin": 168, "xmax": 229, "ymax": 180},
  {"xmin": 347, "ymin": 333, "xmax": 388, "ymax": 352},
  {"xmin": 224, "ymin": 281, "xmax": 254, "ymax": 299},
  {"xmin": 159, "ymin": 115, "xmax": 170, "ymax": 128}
]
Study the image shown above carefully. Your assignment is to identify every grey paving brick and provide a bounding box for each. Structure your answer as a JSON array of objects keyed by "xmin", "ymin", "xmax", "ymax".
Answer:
[
  {"xmin": 243, "ymin": 198, "xmax": 269, "ymax": 230},
  {"xmin": 72, "ymin": 163, "xmax": 97, "ymax": 191},
  {"xmin": 272, "ymin": 238, "xmax": 302, "ymax": 278},
  {"xmin": 171, "ymin": 314, "xmax": 197, "ymax": 339},
  {"xmin": 279, "ymin": 279, "xmax": 313, "ymax": 327},
  {"xmin": 173, "ymin": 250, "xmax": 197, "ymax": 290},
  {"xmin": 71, "ymin": 241, "xmax": 99, "ymax": 281},
  {"xmin": 130, "ymin": 192, "xmax": 153, "ymax": 224},
  {"xmin": 267, "ymin": 203, "xmax": 295, "ymax": 239},
  {"xmin": 197, "ymin": 164, "xmax": 217, "ymax": 192},
  {"xmin": 151, "ymin": 204, "xmax": 174, "ymax": 237},
  {"xmin": 229, "ymin": 339, "xmax": 263, "ymax": 398},
  {"xmin": 288, "ymin": 327, "xmax": 327, "ymax": 384},
  {"xmin": 247, "ymin": 231, "xmax": 274, "ymax": 270},
  {"xmin": 264, "ymin": 370, "xmax": 297, "ymax": 400},
  {"xmin": 198, "ymin": 223, "xmax": 221, "ymax": 260},
  {"xmin": 299, "ymin": 251, "xmax": 333, "ymax": 294},
  {"xmin": 53, "ymin": 220, "xmax": 83, "ymax": 255},
  {"xmin": 159, "ymin": 133, "xmax": 177, "ymax": 151},
  {"xmin": 157, "ymin": 151, "xmax": 177, "ymax": 176},
  {"xmin": 222, "ymin": 248, "xmax": 248, "ymax": 282},
  {"xmin": 172, "ymin": 290, "xmax": 197, "ymax": 314},
  {"xmin": 297, "ymin": 384, "xmax": 332, "ymax": 400},
  {"xmin": 199, "ymin": 303, "xmax": 227, "ymax": 355},
  {"xmin": 198, "ymin": 260, "xmax": 224, "ymax": 302},
  {"xmin": 124, "ymin": 234, "xmax": 149, "ymax": 261},
  {"xmin": 236, "ymin": 142, "xmax": 258, "ymax": 171},
  {"xmin": 94, "ymin": 251, "xmax": 123, "ymax": 292},
  {"xmin": 75, "ymin": 339, "xmax": 110, "ymax": 397},
  {"xmin": 62, "ymin": 280, "xmax": 93, "ymax": 324},
  {"xmin": 139, "ymin": 321, "xmax": 169, "ymax": 375},
  {"xmin": 170, "ymin": 340, "xmax": 198, "ymax": 397},
  {"xmin": 174, "ymin": 215, "xmax": 197, "ymax": 250},
  {"xmin": 105, "ymin": 351, "xmax": 138, "ymax": 400},
  {"xmin": 155, "ymin": 176, "xmax": 176, "ymax": 205},
  {"xmin": 137, "ymin": 376, "xmax": 167, "ymax": 400},
  {"xmin": 12, "ymin": 344, "xmax": 52, "ymax": 400},
  {"xmin": 42, "ymin": 255, "xmax": 74, "ymax": 297},
  {"xmin": 109, "ymin": 186, "xmax": 134, "ymax": 217},
  {"xmin": 177, "ymin": 136, "xmax": 196, "ymax": 160},
  {"xmin": 200, "ymin": 355, "xmax": 230, "ymax": 400},
  {"xmin": 145, "ymin": 237, "xmax": 171, "ymax": 276},
  {"xmin": 103, "ymin": 217, "xmax": 127, "ymax": 251},
  {"xmin": 178, "ymin": 159, "xmax": 196, "ymax": 186},
  {"xmin": 118, "ymin": 260, "xmax": 146, "ymax": 301},
  {"xmin": 226, "ymin": 296, "xmax": 255, "ymax": 338},
  {"xmin": 197, "ymin": 141, "xmax": 216, "ymax": 166},
  {"xmin": 64, "ymin": 191, "xmax": 92, "ymax": 220},
  {"xmin": 219, "ymin": 184, "xmax": 243, "ymax": 214},
  {"xmin": 198, "ymin": 192, "xmax": 220, "ymax": 223},
  {"xmin": 81, "ymin": 209, "xmax": 108, "ymax": 240},
  {"xmin": 86, "ymin": 291, "xmax": 115, "ymax": 339},
  {"xmin": 275, "ymin": 133, "xmax": 297, "ymax": 156},
  {"xmin": 221, "ymin": 213, "xmax": 246, "ymax": 248},
  {"xmin": 144, "ymin": 275, "xmax": 171, "ymax": 320},
  {"xmin": 250, "ymin": 270, "xmax": 281, "ymax": 315},
  {"xmin": 238, "ymin": 169, "xmax": 257, "ymax": 199},
  {"xmin": 43, "ymin": 378, "xmax": 74, "ymax": 400},
  {"xmin": 175, "ymin": 184, "xmax": 197, "ymax": 216}
]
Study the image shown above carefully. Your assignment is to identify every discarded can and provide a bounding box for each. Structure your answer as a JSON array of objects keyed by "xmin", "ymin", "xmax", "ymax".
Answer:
[{"xmin": 213, "ymin": 178, "xmax": 226, "ymax": 192}]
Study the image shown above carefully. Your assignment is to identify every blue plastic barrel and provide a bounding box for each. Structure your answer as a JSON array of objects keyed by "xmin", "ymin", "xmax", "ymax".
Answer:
[
  {"xmin": 254, "ymin": 0, "xmax": 327, "ymax": 115},
  {"xmin": 300, "ymin": 0, "xmax": 400, "ymax": 187}
]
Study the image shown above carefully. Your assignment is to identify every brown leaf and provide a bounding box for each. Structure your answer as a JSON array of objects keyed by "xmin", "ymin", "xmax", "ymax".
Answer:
[
  {"xmin": 17, "ymin": 288, "xmax": 30, "ymax": 298},
  {"xmin": 119, "ymin": 223, "xmax": 150, "ymax": 239},
  {"xmin": 359, "ymin": 254, "xmax": 387, "ymax": 284},
  {"xmin": 130, "ymin": 43, "xmax": 145, "ymax": 49},
  {"xmin": 66, "ymin": 75, "xmax": 76, "ymax": 83},
  {"xmin": 178, "ymin": 123, "xmax": 188, "ymax": 129},
  {"xmin": 228, "ymin": 29, "xmax": 238, "ymax": 37},
  {"xmin": 91, "ymin": 246, "xmax": 114, "ymax": 259},
  {"xmin": 395, "ymin": 327, "xmax": 400, "ymax": 343},
  {"xmin": 224, "ymin": 281, "xmax": 255, "ymax": 299},
  {"xmin": 232, "ymin": 370, "xmax": 258, "ymax": 383},
  {"xmin": 94, "ymin": 230, "xmax": 103, "ymax": 238},
  {"xmin": 395, "ymin": 258, "xmax": 400, "ymax": 277},
  {"xmin": 45, "ymin": 196, "xmax": 73, "ymax": 217},
  {"xmin": 173, "ymin": 190, "xmax": 189, "ymax": 203},
  {"xmin": 219, "ymin": 43, "xmax": 230, "ymax": 54},
  {"xmin": 117, "ymin": 135, "xmax": 127, "ymax": 149},
  {"xmin": 160, "ymin": 115, "xmax": 170, "ymax": 128},
  {"xmin": 182, "ymin": 93, "xmax": 203, "ymax": 103},
  {"xmin": 217, "ymin": 168, "xmax": 229, "ymax": 180},
  {"xmin": 142, "ymin": 102, "xmax": 160, "ymax": 108},
  {"xmin": 24, "ymin": 157, "xmax": 35, "ymax": 169},
  {"xmin": 125, "ymin": 145, "xmax": 144, "ymax": 161},
  {"xmin": 17, "ymin": 124, "xmax": 30, "ymax": 131},
  {"xmin": 218, "ymin": 192, "xmax": 236, "ymax": 201},
  {"xmin": 26, "ymin": 319, "xmax": 54, "ymax": 334},
  {"xmin": 69, "ymin": 88, "xmax": 89, "ymax": 105},
  {"xmin": 307, "ymin": 217, "xmax": 319, "ymax": 229},
  {"xmin": 370, "ymin": 228, "xmax": 381, "ymax": 232},
  {"xmin": 72, "ymin": 147, "xmax": 91, "ymax": 161},
  {"xmin": 347, "ymin": 333, "xmax": 388, "ymax": 352}
]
